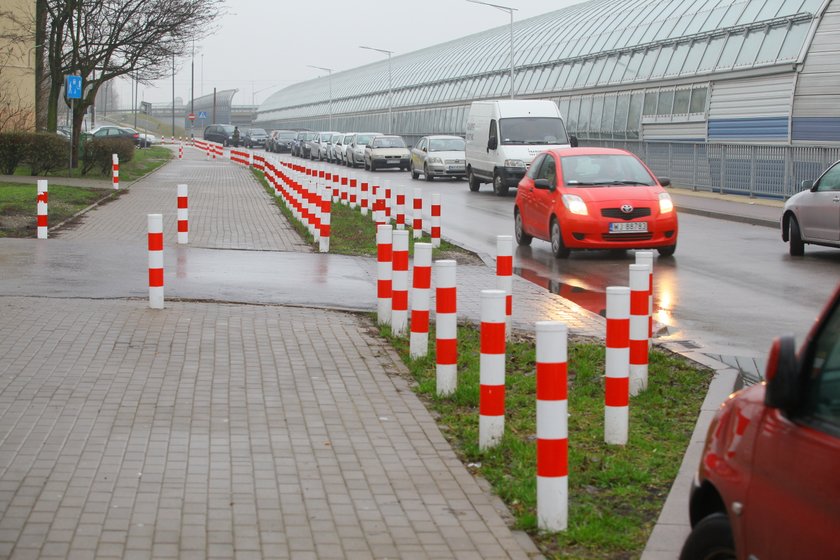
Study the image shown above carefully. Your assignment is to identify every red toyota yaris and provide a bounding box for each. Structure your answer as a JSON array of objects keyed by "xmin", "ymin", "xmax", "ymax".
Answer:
[{"xmin": 513, "ymin": 147, "xmax": 678, "ymax": 257}]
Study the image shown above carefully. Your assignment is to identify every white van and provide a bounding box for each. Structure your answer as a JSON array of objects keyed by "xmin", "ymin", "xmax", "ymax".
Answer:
[{"xmin": 465, "ymin": 99, "xmax": 576, "ymax": 196}]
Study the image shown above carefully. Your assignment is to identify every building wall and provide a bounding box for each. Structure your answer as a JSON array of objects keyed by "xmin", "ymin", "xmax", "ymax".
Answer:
[{"xmin": 0, "ymin": 0, "xmax": 36, "ymax": 131}]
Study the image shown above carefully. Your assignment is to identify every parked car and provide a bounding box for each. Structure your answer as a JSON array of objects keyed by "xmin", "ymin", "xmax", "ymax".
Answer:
[
  {"xmin": 513, "ymin": 147, "xmax": 677, "ymax": 258},
  {"xmin": 782, "ymin": 159, "xmax": 840, "ymax": 256},
  {"xmin": 204, "ymin": 124, "xmax": 236, "ymax": 146},
  {"xmin": 364, "ymin": 135, "xmax": 410, "ymax": 171},
  {"xmin": 337, "ymin": 133, "xmax": 354, "ymax": 165},
  {"xmin": 327, "ymin": 133, "xmax": 344, "ymax": 163},
  {"xmin": 310, "ymin": 131, "xmax": 339, "ymax": 161},
  {"xmin": 138, "ymin": 132, "xmax": 158, "ymax": 147},
  {"xmin": 346, "ymin": 132, "xmax": 382, "ymax": 168},
  {"xmin": 680, "ymin": 283, "xmax": 840, "ymax": 560},
  {"xmin": 243, "ymin": 128, "xmax": 269, "ymax": 149},
  {"xmin": 410, "ymin": 135, "xmax": 466, "ymax": 181},
  {"xmin": 293, "ymin": 131, "xmax": 319, "ymax": 158},
  {"xmin": 267, "ymin": 130, "xmax": 297, "ymax": 153},
  {"xmin": 89, "ymin": 125, "xmax": 142, "ymax": 146}
]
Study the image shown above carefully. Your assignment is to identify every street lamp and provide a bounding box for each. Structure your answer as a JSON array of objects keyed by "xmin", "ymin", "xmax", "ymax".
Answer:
[
  {"xmin": 307, "ymin": 65, "xmax": 333, "ymax": 130},
  {"xmin": 359, "ymin": 45, "xmax": 394, "ymax": 134},
  {"xmin": 466, "ymin": 0, "xmax": 517, "ymax": 99}
]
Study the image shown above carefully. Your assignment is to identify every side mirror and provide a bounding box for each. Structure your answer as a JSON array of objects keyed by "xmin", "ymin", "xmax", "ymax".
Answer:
[
  {"xmin": 569, "ymin": 135, "xmax": 579, "ymax": 148},
  {"xmin": 534, "ymin": 178, "xmax": 552, "ymax": 190},
  {"xmin": 764, "ymin": 335, "xmax": 800, "ymax": 412},
  {"xmin": 487, "ymin": 136, "xmax": 498, "ymax": 151},
  {"xmin": 658, "ymin": 177, "xmax": 671, "ymax": 187},
  {"xmin": 422, "ymin": 147, "xmax": 428, "ymax": 153},
  {"xmin": 801, "ymin": 180, "xmax": 814, "ymax": 190}
]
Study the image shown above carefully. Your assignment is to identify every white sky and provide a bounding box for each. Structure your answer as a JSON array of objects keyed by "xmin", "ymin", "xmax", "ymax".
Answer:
[{"xmin": 124, "ymin": 0, "xmax": 589, "ymax": 108}]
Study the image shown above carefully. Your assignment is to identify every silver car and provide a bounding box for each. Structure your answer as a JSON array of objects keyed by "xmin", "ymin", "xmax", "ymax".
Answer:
[
  {"xmin": 346, "ymin": 132, "xmax": 382, "ymax": 168},
  {"xmin": 782, "ymin": 159, "xmax": 840, "ymax": 256},
  {"xmin": 328, "ymin": 132, "xmax": 344, "ymax": 163},
  {"xmin": 410, "ymin": 135, "xmax": 467, "ymax": 181}
]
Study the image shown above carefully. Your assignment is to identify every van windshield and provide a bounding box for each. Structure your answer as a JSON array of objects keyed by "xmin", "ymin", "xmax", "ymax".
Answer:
[{"xmin": 499, "ymin": 117, "xmax": 569, "ymax": 145}]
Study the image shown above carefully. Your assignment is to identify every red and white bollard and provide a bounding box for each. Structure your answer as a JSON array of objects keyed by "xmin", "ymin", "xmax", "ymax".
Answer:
[
  {"xmin": 384, "ymin": 183, "xmax": 392, "ymax": 221},
  {"xmin": 410, "ymin": 243, "xmax": 432, "ymax": 358},
  {"xmin": 148, "ymin": 213, "xmax": 164, "ymax": 309},
  {"xmin": 480, "ymin": 289, "xmax": 506, "ymax": 450},
  {"xmin": 430, "ymin": 193, "xmax": 441, "ymax": 247},
  {"xmin": 412, "ymin": 188, "xmax": 423, "ymax": 239},
  {"xmin": 360, "ymin": 180, "xmax": 370, "ymax": 216},
  {"xmin": 629, "ymin": 263, "xmax": 649, "ymax": 395},
  {"xmin": 496, "ymin": 235, "xmax": 513, "ymax": 339},
  {"xmin": 112, "ymin": 153, "xmax": 119, "ymax": 190},
  {"xmin": 177, "ymin": 183, "xmax": 189, "ymax": 245},
  {"xmin": 395, "ymin": 185, "xmax": 406, "ymax": 230},
  {"xmin": 391, "ymin": 230, "xmax": 409, "ymax": 336},
  {"xmin": 373, "ymin": 185, "xmax": 385, "ymax": 227},
  {"xmin": 349, "ymin": 176, "xmax": 358, "ymax": 209},
  {"xmin": 605, "ymin": 286, "xmax": 630, "ymax": 445},
  {"xmin": 340, "ymin": 175, "xmax": 348, "ymax": 205},
  {"xmin": 178, "ymin": 143, "xmax": 183, "ymax": 159},
  {"xmin": 376, "ymin": 224, "xmax": 393, "ymax": 326},
  {"xmin": 536, "ymin": 321, "xmax": 569, "ymax": 532},
  {"xmin": 36, "ymin": 179, "xmax": 48, "ymax": 239},
  {"xmin": 319, "ymin": 183, "xmax": 331, "ymax": 253},
  {"xmin": 435, "ymin": 260, "xmax": 457, "ymax": 396},
  {"xmin": 635, "ymin": 251, "xmax": 654, "ymax": 338}
]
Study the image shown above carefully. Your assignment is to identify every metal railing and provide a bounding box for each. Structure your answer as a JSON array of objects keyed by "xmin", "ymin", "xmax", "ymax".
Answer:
[{"xmin": 583, "ymin": 140, "xmax": 840, "ymax": 199}]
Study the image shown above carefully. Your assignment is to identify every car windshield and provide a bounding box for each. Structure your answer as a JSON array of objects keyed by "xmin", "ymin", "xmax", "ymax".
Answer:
[
  {"xmin": 278, "ymin": 132, "xmax": 296, "ymax": 139},
  {"xmin": 429, "ymin": 138, "xmax": 465, "ymax": 152},
  {"xmin": 304, "ymin": 132, "xmax": 318, "ymax": 140},
  {"xmin": 320, "ymin": 133, "xmax": 333, "ymax": 141},
  {"xmin": 560, "ymin": 154, "xmax": 656, "ymax": 187},
  {"xmin": 355, "ymin": 134, "xmax": 377, "ymax": 145},
  {"xmin": 372, "ymin": 137, "xmax": 406, "ymax": 148},
  {"xmin": 221, "ymin": 125, "xmax": 235, "ymax": 134},
  {"xmin": 499, "ymin": 117, "xmax": 569, "ymax": 145},
  {"xmin": 251, "ymin": 128, "xmax": 267, "ymax": 135}
]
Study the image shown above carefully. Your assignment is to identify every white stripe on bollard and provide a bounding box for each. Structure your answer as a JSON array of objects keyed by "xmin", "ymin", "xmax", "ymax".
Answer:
[
  {"xmin": 148, "ymin": 213, "xmax": 164, "ymax": 309},
  {"xmin": 605, "ymin": 286, "xmax": 630, "ymax": 445},
  {"xmin": 376, "ymin": 225, "xmax": 393, "ymax": 326},
  {"xmin": 36, "ymin": 180, "xmax": 48, "ymax": 239},
  {"xmin": 536, "ymin": 321, "xmax": 568, "ymax": 532},
  {"xmin": 177, "ymin": 184, "xmax": 189, "ymax": 245},
  {"xmin": 496, "ymin": 235, "xmax": 513, "ymax": 340},
  {"xmin": 479, "ymin": 289, "xmax": 506, "ymax": 450},
  {"xmin": 391, "ymin": 230, "xmax": 409, "ymax": 336},
  {"xmin": 410, "ymin": 243, "xmax": 433, "ymax": 358},
  {"xmin": 435, "ymin": 260, "xmax": 457, "ymax": 396},
  {"xmin": 629, "ymin": 263, "xmax": 650, "ymax": 395}
]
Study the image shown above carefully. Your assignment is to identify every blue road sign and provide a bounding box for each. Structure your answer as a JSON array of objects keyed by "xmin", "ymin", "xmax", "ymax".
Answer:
[
  {"xmin": 65, "ymin": 75, "xmax": 82, "ymax": 99},
  {"xmin": 197, "ymin": 111, "xmax": 208, "ymax": 119}
]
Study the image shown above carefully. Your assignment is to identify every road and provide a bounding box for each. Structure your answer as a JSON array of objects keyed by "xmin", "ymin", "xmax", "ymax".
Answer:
[{"xmin": 291, "ymin": 155, "xmax": 840, "ymax": 361}]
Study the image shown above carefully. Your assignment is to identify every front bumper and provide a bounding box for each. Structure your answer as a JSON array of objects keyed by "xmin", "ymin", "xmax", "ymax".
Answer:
[
  {"xmin": 373, "ymin": 157, "xmax": 409, "ymax": 167},
  {"xmin": 498, "ymin": 166, "xmax": 526, "ymax": 187},
  {"xmin": 428, "ymin": 163, "xmax": 466, "ymax": 177},
  {"xmin": 561, "ymin": 212, "xmax": 678, "ymax": 250}
]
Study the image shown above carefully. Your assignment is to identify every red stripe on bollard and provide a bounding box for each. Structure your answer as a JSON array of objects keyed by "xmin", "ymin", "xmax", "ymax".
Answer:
[
  {"xmin": 605, "ymin": 377, "xmax": 630, "ymax": 407},
  {"xmin": 536, "ymin": 362, "xmax": 568, "ymax": 400},
  {"xmin": 479, "ymin": 385, "xmax": 505, "ymax": 415},
  {"xmin": 537, "ymin": 439, "xmax": 568, "ymax": 477}
]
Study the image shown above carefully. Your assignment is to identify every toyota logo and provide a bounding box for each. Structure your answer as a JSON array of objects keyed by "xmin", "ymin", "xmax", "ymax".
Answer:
[{"xmin": 620, "ymin": 204, "xmax": 634, "ymax": 214}]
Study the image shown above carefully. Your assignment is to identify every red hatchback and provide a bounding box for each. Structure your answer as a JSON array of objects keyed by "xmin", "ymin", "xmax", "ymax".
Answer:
[{"xmin": 514, "ymin": 147, "xmax": 678, "ymax": 257}]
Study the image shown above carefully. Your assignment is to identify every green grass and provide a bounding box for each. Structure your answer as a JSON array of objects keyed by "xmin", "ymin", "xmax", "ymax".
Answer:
[
  {"xmin": 14, "ymin": 146, "xmax": 172, "ymax": 181},
  {"xmin": 251, "ymin": 168, "xmax": 467, "ymax": 258},
  {"xmin": 0, "ymin": 182, "xmax": 116, "ymax": 238},
  {"xmin": 380, "ymin": 322, "xmax": 710, "ymax": 559}
]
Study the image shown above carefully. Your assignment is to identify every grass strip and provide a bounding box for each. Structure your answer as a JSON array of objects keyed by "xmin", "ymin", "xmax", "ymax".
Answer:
[
  {"xmin": 13, "ymin": 146, "xmax": 172, "ymax": 182},
  {"xmin": 0, "ymin": 182, "xmax": 115, "ymax": 238},
  {"xmin": 379, "ymin": 321, "xmax": 709, "ymax": 559}
]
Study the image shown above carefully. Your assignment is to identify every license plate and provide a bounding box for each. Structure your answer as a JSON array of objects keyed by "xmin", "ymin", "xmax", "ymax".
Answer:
[
  {"xmin": 448, "ymin": 165, "xmax": 464, "ymax": 171},
  {"xmin": 609, "ymin": 222, "xmax": 648, "ymax": 233}
]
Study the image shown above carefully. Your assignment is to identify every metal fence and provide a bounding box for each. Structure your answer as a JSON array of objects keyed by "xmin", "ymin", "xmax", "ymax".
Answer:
[{"xmin": 583, "ymin": 140, "xmax": 840, "ymax": 199}]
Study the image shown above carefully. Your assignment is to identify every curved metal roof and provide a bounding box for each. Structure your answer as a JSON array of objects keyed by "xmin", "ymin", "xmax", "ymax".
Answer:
[{"xmin": 258, "ymin": 0, "xmax": 825, "ymax": 123}]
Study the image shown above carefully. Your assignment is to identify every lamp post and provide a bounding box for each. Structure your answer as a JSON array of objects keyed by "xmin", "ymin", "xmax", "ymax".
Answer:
[
  {"xmin": 359, "ymin": 45, "xmax": 394, "ymax": 134},
  {"xmin": 307, "ymin": 65, "xmax": 333, "ymax": 131},
  {"xmin": 466, "ymin": 0, "xmax": 517, "ymax": 99}
]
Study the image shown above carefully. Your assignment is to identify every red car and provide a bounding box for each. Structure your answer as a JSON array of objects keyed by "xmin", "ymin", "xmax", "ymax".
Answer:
[
  {"xmin": 681, "ymin": 284, "xmax": 840, "ymax": 559},
  {"xmin": 513, "ymin": 147, "xmax": 678, "ymax": 257}
]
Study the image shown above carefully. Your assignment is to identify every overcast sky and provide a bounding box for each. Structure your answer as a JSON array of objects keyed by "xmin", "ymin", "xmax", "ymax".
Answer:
[{"xmin": 124, "ymin": 0, "xmax": 589, "ymax": 108}]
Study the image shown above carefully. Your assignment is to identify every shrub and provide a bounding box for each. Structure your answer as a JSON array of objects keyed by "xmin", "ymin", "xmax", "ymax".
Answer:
[
  {"xmin": 25, "ymin": 133, "xmax": 70, "ymax": 176},
  {"xmin": 0, "ymin": 132, "xmax": 31, "ymax": 175},
  {"xmin": 81, "ymin": 137, "xmax": 134, "ymax": 175}
]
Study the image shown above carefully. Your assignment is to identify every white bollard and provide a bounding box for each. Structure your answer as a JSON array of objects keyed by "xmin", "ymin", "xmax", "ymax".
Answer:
[
  {"xmin": 496, "ymin": 235, "xmax": 513, "ymax": 340},
  {"xmin": 376, "ymin": 225, "xmax": 393, "ymax": 326},
  {"xmin": 36, "ymin": 180, "xmax": 48, "ymax": 239},
  {"xmin": 412, "ymin": 188, "xmax": 423, "ymax": 239},
  {"xmin": 605, "ymin": 286, "xmax": 630, "ymax": 445},
  {"xmin": 479, "ymin": 289, "xmax": 506, "ymax": 450},
  {"xmin": 319, "ymin": 184, "xmax": 331, "ymax": 253},
  {"xmin": 635, "ymin": 251, "xmax": 654, "ymax": 338},
  {"xmin": 177, "ymin": 184, "xmax": 188, "ymax": 244},
  {"xmin": 112, "ymin": 154, "xmax": 119, "ymax": 190},
  {"xmin": 148, "ymin": 214, "xmax": 164, "ymax": 309},
  {"xmin": 409, "ymin": 243, "xmax": 433, "ymax": 358},
  {"xmin": 435, "ymin": 260, "xmax": 457, "ymax": 396},
  {"xmin": 391, "ymin": 230, "xmax": 409, "ymax": 336},
  {"xmin": 430, "ymin": 193, "xmax": 441, "ymax": 247},
  {"xmin": 629, "ymin": 263, "xmax": 650, "ymax": 395}
]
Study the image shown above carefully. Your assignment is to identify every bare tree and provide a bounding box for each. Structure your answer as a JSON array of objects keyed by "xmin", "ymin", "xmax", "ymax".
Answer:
[{"xmin": 42, "ymin": 0, "xmax": 223, "ymax": 164}]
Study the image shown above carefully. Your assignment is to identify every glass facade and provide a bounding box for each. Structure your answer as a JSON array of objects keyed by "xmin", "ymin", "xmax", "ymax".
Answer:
[{"xmin": 256, "ymin": 0, "xmax": 822, "ymax": 136}]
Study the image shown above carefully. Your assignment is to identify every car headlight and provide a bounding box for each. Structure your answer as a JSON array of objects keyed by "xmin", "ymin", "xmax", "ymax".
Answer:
[
  {"xmin": 428, "ymin": 157, "xmax": 443, "ymax": 165},
  {"xmin": 562, "ymin": 194, "xmax": 588, "ymax": 216},
  {"xmin": 659, "ymin": 192, "xmax": 674, "ymax": 213},
  {"xmin": 504, "ymin": 159, "xmax": 526, "ymax": 168}
]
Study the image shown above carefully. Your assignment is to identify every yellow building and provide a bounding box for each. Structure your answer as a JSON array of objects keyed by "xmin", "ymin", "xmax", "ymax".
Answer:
[{"xmin": 0, "ymin": 0, "xmax": 37, "ymax": 132}]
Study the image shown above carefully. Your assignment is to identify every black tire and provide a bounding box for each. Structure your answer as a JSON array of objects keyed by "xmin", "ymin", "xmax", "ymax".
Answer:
[
  {"xmin": 789, "ymin": 216, "xmax": 805, "ymax": 256},
  {"xmin": 468, "ymin": 169, "xmax": 481, "ymax": 192},
  {"xmin": 658, "ymin": 243, "xmax": 676, "ymax": 257},
  {"xmin": 410, "ymin": 163, "xmax": 419, "ymax": 180},
  {"xmin": 424, "ymin": 164, "xmax": 433, "ymax": 182},
  {"xmin": 493, "ymin": 173, "xmax": 509, "ymax": 196},
  {"xmin": 679, "ymin": 513, "xmax": 735, "ymax": 560},
  {"xmin": 370, "ymin": 161, "xmax": 376, "ymax": 172},
  {"xmin": 514, "ymin": 208, "xmax": 532, "ymax": 246},
  {"xmin": 550, "ymin": 218, "xmax": 570, "ymax": 259}
]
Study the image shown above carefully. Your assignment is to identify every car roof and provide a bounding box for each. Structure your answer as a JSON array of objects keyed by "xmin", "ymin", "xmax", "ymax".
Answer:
[
  {"xmin": 423, "ymin": 135, "xmax": 464, "ymax": 140},
  {"xmin": 545, "ymin": 147, "xmax": 633, "ymax": 158}
]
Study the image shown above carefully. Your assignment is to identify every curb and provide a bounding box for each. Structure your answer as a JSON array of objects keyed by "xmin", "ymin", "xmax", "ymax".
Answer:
[{"xmin": 675, "ymin": 204, "xmax": 779, "ymax": 229}]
